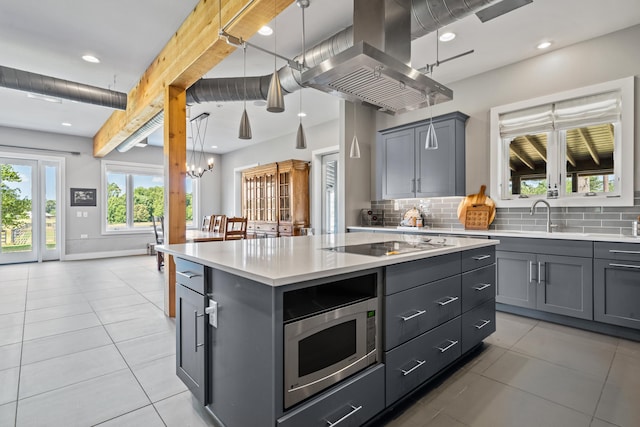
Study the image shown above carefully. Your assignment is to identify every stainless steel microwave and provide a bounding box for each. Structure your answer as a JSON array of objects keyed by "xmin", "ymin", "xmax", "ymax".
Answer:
[{"xmin": 283, "ymin": 297, "xmax": 379, "ymax": 409}]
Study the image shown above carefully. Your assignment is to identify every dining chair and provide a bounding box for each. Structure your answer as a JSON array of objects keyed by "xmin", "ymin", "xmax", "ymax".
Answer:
[
  {"xmin": 211, "ymin": 215, "xmax": 226, "ymax": 232},
  {"xmin": 152, "ymin": 215, "xmax": 165, "ymax": 271},
  {"xmin": 201, "ymin": 215, "xmax": 212, "ymax": 231},
  {"xmin": 223, "ymin": 217, "xmax": 248, "ymax": 240}
]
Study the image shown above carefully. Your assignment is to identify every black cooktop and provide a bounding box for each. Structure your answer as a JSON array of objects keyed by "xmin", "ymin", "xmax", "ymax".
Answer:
[{"xmin": 324, "ymin": 240, "xmax": 450, "ymax": 257}]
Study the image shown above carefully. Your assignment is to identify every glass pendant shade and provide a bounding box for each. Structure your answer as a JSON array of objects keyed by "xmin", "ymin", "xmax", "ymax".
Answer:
[
  {"xmin": 266, "ymin": 71, "xmax": 285, "ymax": 112},
  {"xmin": 296, "ymin": 123, "xmax": 307, "ymax": 149},
  {"xmin": 425, "ymin": 122, "xmax": 438, "ymax": 150},
  {"xmin": 350, "ymin": 135, "xmax": 361, "ymax": 158},
  {"xmin": 238, "ymin": 108, "xmax": 252, "ymax": 139}
]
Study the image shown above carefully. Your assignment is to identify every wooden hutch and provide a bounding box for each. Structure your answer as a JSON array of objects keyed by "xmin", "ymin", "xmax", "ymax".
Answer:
[{"xmin": 241, "ymin": 159, "xmax": 310, "ymax": 237}]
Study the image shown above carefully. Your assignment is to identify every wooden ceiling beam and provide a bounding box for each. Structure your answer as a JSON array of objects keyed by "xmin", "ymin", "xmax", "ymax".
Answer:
[
  {"xmin": 509, "ymin": 145, "xmax": 535, "ymax": 170},
  {"xmin": 523, "ymin": 135, "xmax": 547, "ymax": 162},
  {"xmin": 93, "ymin": 0, "xmax": 294, "ymax": 157},
  {"xmin": 577, "ymin": 128, "xmax": 600, "ymax": 165},
  {"xmin": 566, "ymin": 150, "xmax": 577, "ymax": 167}
]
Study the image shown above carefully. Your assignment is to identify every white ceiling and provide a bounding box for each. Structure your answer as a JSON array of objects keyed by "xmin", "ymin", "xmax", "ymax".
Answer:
[{"xmin": 1, "ymin": 0, "xmax": 639, "ymax": 155}]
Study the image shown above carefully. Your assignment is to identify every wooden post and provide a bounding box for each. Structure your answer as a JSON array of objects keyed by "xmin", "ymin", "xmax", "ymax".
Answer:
[{"xmin": 163, "ymin": 86, "xmax": 187, "ymax": 317}]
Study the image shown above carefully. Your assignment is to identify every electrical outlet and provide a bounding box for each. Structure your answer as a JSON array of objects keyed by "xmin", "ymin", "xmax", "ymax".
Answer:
[
  {"xmin": 394, "ymin": 201, "xmax": 399, "ymax": 211},
  {"xmin": 76, "ymin": 211, "xmax": 82, "ymax": 218},
  {"xmin": 80, "ymin": 234, "xmax": 88, "ymax": 239},
  {"xmin": 83, "ymin": 211, "xmax": 88, "ymax": 218}
]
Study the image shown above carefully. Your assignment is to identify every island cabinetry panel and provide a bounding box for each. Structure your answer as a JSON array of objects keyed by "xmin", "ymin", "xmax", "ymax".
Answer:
[
  {"xmin": 594, "ymin": 242, "xmax": 640, "ymax": 330},
  {"xmin": 385, "ymin": 275, "xmax": 461, "ymax": 350},
  {"xmin": 496, "ymin": 238, "xmax": 593, "ymax": 320},
  {"xmin": 462, "ymin": 264, "xmax": 495, "ymax": 312},
  {"xmin": 175, "ymin": 258, "xmax": 208, "ymax": 405},
  {"xmin": 385, "ymin": 252, "xmax": 460, "ymax": 295},
  {"xmin": 277, "ymin": 365, "xmax": 385, "ymax": 427},
  {"xmin": 385, "ymin": 317, "xmax": 461, "ymax": 405},
  {"xmin": 378, "ymin": 112, "xmax": 468, "ymax": 199},
  {"xmin": 461, "ymin": 298, "xmax": 496, "ymax": 354}
]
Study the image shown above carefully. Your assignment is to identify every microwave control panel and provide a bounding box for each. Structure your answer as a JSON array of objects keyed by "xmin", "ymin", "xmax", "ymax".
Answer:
[{"xmin": 367, "ymin": 310, "xmax": 377, "ymax": 354}]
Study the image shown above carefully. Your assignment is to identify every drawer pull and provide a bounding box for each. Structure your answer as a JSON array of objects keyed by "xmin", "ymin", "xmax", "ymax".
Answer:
[
  {"xmin": 472, "ymin": 254, "xmax": 491, "ymax": 261},
  {"xmin": 325, "ymin": 405, "xmax": 362, "ymax": 427},
  {"xmin": 400, "ymin": 310, "xmax": 427, "ymax": 322},
  {"xmin": 609, "ymin": 249, "xmax": 640, "ymax": 255},
  {"xmin": 401, "ymin": 359, "xmax": 426, "ymax": 376},
  {"xmin": 177, "ymin": 271, "xmax": 200, "ymax": 279},
  {"xmin": 436, "ymin": 340, "xmax": 459, "ymax": 353},
  {"xmin": 609, "ymin": 263, "xmax": 640, "ymax": 270},
  {"xmin": 474, "ymin": 319, "xmax": 492, "ymax": 330},
  {"xmin": 437, "ymin": 296, "xmax": 459, "ymax": 306},
  {"xmin": 472, "ymin": 283, "xmax": 492, "ymax": 291}
]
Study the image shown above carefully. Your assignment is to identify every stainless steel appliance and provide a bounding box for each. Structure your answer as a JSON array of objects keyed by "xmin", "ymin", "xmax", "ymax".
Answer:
[
  {"xmin": 325, "ymin": 240, "xmax": 450, "ymax": 257},
  {"xmin": 283, "ymin": 297, "xmax": 378, "ymax": 409}
]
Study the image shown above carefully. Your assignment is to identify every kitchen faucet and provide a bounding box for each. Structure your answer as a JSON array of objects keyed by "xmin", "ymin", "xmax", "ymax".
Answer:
[{"xmin": 530, "ymin": 200, "xmax": 557, "ymax": 233}]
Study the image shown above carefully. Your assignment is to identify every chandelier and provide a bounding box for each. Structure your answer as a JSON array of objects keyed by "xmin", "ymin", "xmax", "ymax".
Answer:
[{"xmin": 186, "ymin": 112, "xmax": 214, "ymax": 179}]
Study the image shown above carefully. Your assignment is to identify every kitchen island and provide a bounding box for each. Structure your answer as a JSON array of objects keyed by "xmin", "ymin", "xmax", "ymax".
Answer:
[{"xmin": 158, "ymin": 232, "xmax": 499, "ymax": 427}]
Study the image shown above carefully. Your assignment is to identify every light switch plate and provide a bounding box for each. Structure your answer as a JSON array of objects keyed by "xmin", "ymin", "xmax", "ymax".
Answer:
[{"xmin": 205, "ymin": 299, "xmax": 218, "ymax": 328}]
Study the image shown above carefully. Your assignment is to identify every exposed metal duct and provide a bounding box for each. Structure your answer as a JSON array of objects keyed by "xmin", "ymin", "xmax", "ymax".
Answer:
[
  {"xmin": 116, "ymin": 111, "xmax": 165, "ymax": 152},
  {"xmin": 186, "ymin": 0, "xmax": 500, "ymax": 107},
  {"xmin": 0, "ymin": 65, "xmax": 127, "ymax": 110}
]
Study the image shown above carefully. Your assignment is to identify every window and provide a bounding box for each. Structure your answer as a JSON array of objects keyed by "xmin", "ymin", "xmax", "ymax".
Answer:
[
  {"xmin": 490, "ymin": 77, "xmax": 634, "ymax": 207},
  {"xmin": 102, "ymin": 161, "xmax": 197, "ymax": 233}
]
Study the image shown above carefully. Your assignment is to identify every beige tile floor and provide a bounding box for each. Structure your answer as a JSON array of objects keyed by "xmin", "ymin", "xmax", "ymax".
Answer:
[{"xmin": 0, "ymin": 255, "xmax": 638, "ymax": 427}]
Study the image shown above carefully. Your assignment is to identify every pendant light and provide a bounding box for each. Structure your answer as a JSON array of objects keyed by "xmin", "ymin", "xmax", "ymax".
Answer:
[
  {"xmin": 425, "ymin": 94, "xmax": 438, "ymax": 150},
  {"xmin": 350, "ymin": 103, "xmax": 361, "ymax": 158},
  {"xmin": 266, "ymin": 0, "xmax": 285, "ymax": 112},
  {"xmin": 295, "ymin": 0, "xmax": 308, "ymax": 149},
  {"xmin": 238, "ymin": 43, "xmax": 252, "ymax": 139}
]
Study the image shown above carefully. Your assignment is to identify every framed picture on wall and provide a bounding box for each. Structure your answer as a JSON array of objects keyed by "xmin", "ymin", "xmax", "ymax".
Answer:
[{"xmin": 70, "ymin": 188, "xmax": 97, "ymax": 207}]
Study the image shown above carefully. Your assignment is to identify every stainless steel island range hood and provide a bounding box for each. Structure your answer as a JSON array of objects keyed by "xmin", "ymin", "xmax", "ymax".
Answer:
[{"xmin": 301, "ymin": 0, "xmax": 453, "ymax": 114}]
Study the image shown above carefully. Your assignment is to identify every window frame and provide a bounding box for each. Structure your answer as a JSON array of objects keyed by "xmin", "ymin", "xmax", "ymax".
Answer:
[
  {"xmin": 101, "ymin": 160, "xmax": 200, "ymax": 235},
  {"xmin": 490, "ymin": 77, "xmax": 634, "ymax": 208}
]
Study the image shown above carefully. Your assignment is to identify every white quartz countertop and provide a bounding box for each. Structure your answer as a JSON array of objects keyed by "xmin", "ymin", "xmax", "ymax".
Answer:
[
  {"xmin": 157, "ymin": 232, "xmax": 498, "ymax": 287},
  {"xmin": 348, "ymin": 226, "xmax": 640, "ymax": 243}
]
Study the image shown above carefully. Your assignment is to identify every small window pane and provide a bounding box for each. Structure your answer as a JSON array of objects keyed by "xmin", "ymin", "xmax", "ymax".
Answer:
[
  {"xmin": 185, "ymin": 179, "xmax": 193, "ymax": 226},
  {"xmin": 565, "ymin": 124, "xmax": 615, "ymax": 194},
  {"xmin": 107, "ymin": 173, "xmax": 127, "ymax": 230},
  {"xmin": 506, "ymin": 133, "xmax": 548, "ymax": 197},
  {"xmin": 132, "ymin": 174, "xmax": 164, "ymax": 228}
]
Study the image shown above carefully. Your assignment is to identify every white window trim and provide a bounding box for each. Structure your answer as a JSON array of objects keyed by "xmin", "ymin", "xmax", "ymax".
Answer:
[{"xmin": 490, "ymin": 76, "xmax": 634, "ymax": 208}]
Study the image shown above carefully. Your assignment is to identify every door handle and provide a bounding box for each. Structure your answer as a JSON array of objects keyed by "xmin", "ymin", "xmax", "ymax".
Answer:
[
  {"xmin": 400, "ymin": 309, "xmax": 427, "ymax": 322},
  {"xmin": 417, "ymin": 178, "xmax": 421, "ymax": 193},
  {"xmin": 325, "ymin": 405, "xmax": 363, "ymax": 427},
  {"xmin": 472, "ymin": 283, "xmax": 492, "ymax": 291},
  {"xmin": 437, "ymin": 296, "xmax": 459, "ymax": 306},
  {"xmin": 177, "ymin": 271, "xmax": 200, "ymax": 279},
  {"xmin": 538, "ymin": 261, "xmax": 543, "ymax": 285},
  {"xmin": 472, "ymin": 254, "xmax": 491, "ymax": 261},
  {"xmin": 410, "ymin": 178, "xmax": 416, "ymax": 193},
  {"xmin": 609, "ymin": 249, "xmax": 640, "ymax": 255},
  {"xmin": 474, "ymin": 319, "xmax": 492, "ymax": 329},
  {"xmin": 436, "ymin": 340, "xmax": 458, "ymax": 353},
  {"xmin": 609, "ymin": 263, "xmax": 640, "ymax": 269},
  {"xmin": 529, "ymin": 261, "xmax": 534, "ymax": 283},
  {"xmin": 194, "ymin": 310, "xmax": 204, "ymax": 352},
  {"xmin": 401, "ymin": 359, "xmax": 426, "ymax": 376}
]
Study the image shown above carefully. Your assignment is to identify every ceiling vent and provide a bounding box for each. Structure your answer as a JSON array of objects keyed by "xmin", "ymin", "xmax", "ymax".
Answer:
[{"xmin": 301, "ymin": 0, "xmax": 452, "ymax": 114}]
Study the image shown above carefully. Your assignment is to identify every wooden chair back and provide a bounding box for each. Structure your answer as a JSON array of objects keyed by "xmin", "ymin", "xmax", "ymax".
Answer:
[
  {"xmin": 152, "ymin": 216, "xmax": 164, "ymax": 271},
  {"xmin": 223, "ymin": 217, "xmax": 248, "ymax": 240},
  {"xmin": 211, "ymin": 215, "xmax": 226, "ymax": 232},
  {"xmin": 201, "ymin": 215, "xmax": 212, "ymax": 231}
]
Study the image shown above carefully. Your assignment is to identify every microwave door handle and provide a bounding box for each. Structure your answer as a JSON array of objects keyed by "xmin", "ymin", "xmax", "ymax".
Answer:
[{"xmin": 325, "ymin": 405, "xmax": 363, "ymax": 427}]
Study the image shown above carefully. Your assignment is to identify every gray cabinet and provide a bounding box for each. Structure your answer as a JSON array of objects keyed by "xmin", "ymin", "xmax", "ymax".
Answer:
[
  {"xmin": 175, "ymin": 259, "xmax": 208, "ymax": 405},
  {"xmin": 495, "ymin": 238, "xmax": 593, "ymax": 320},
  {"xmin": 594, "ymin": 242, "xmax": 640, "ymax": 330},
  {"xmin": 378, "ymin": 112, "xmax": 468, "ymax": 199}
]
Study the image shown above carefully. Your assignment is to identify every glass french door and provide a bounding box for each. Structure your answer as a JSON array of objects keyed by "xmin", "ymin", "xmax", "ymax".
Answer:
[
  {"xmin": 321, "ymin": 153, "xmax": 339, "ymax": 235},
  {"xmin": 0, "ymin": 156, "xmax": 61, "ymax": 264}
]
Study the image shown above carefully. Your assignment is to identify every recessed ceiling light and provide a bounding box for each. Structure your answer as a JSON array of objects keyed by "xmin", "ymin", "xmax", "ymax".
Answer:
[
  {"xmin": 258, "ymin": 26, "xmax": 273, "ymax": 36},
  {"xmin": 253, "ymin": 100, "xmax": 267, "ymax": 107},
  {"xmin": 297, "ymin": 112, "xmax": 307, "ymax": 118},
  {"xmin": 211, "ymin": 145, "xmax": 218, "ymax": 149},
  {"xmin": 439, "ymin": 32, "xmax": 456, "ymax": 42},
  {"xmin": 27, "ymin": 93, "xmax": 62, "ymax": 103},
  {"xmin": 61, "ymin": 122, "xmax": 72, "ymax": 127},
  {"xmin": 82, "ymin": 54, "xmax": 100, "ymax": 63},
  {"xmin": 537, "ymin": 41, "xmax": 552, "ymax": 49}
]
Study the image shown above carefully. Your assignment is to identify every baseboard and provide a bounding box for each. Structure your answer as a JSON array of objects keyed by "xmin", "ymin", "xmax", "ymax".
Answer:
[{"xmin": 62, "ymin": 249, "xmax": 147, "ymax": 261}]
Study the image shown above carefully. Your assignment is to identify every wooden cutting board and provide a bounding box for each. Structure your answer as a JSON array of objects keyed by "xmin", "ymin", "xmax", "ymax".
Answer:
[{"xmin": 457, "ymin": 185, "xmax": 496, "ymax": 226}]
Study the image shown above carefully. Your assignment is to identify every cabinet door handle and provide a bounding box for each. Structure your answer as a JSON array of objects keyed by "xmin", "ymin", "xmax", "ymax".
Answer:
[
  {"xmin": 609, "ymin": 249, "xmax": 640, "ymax": 255},
  {"xmin": 474, "ymin": 319, "xmax": 492, "ymax": 329},
  {"xmin": 537, "ymin": 261, "xmax": 542, "ymax": 285},
  {"xmin": 410, "ymin": 178, "xmax": 416, "ymax": 193},
  {"xmin": 177, "ymin": 271, "xmax": 200, "ymax": 279},
  {"xmin": 436, "ymin": 340, "xmax": 459, "ymax": 353},
  {"xmin": 400, "ymin": 309, "xmax": 427, "ymax": 322},
  {"xmin": 194, "ymin": 310, "xmax": 204, "ymax": 352},
  {"xmin": 472, "ymin": 283, "xmax": 492, "ymax": 291},
  {"xmin": 472, "ymin": 254, "xmax": 491, "ymax": 261},
  {"xmin": 437, "ymin": 296, "xmax": 459, "ymax": 306},
  {"xmin": 529, "ymin": 261, "xmax": 534, "ymax": 283},
  {"xmin": 609, "ymin": 263, "xmax": 640, "ymax": 269},
  {"xmin": 325, "ymin": 405, "xmax": 363, "ymax": 427},
  {"xmin": 401, "ymin": 359, "xmax": 426, "ymax": 376},
  {"xmin": 417, "ymin": 178, "xmax": 422, "ymax": 193}
]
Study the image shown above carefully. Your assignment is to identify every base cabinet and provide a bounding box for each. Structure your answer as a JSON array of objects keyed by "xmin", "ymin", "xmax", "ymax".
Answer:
[{"xmin": 495, "ymin": 238, "xmax": 593, "ymax": 320}]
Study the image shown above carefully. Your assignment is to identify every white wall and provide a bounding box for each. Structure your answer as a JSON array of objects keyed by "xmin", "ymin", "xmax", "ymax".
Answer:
[
  {"xmin": 376, "ymin": 24, "xmax": 640, "ymax": 194},
  {"xmin": 219, "ymin": 119, "xmax": 341, "ymax": 224}
]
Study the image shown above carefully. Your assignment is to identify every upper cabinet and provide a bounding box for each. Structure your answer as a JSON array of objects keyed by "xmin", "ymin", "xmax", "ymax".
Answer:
[{"xmin": 378, "ymin": 112, "xmax": 468, "ymax": 199}]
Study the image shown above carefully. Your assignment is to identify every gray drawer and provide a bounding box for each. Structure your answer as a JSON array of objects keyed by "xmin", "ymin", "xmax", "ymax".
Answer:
[
  {"xmin": 385, "ymin": 253, "xmax": 460, "ymax": 295},
  {"xmin": 461, "ymin": 264, "xmax": 495, "ymax": 313},
  {"xmin": 385, "ymin": 276, "xmax": 461, "ymax": 350},
  {"xmin": 175, "ymin": 258, "xmax": 205, "ymax": 295},
  {"xmin": 594, "ymin": 259, "xmax": 640, "ymax": 330},
  {"xmin": 277, "ymin": 364, "xmax": 385, "ymax": 427},
  {"xmin": 497, "ymin": 237, "xmax": 593, "ymax": 258},
  {"xmin": 461, "ymin": 246, "xmax": 495, "ymax": 272},
  {"xmin": 385, "ymin": 317, "xmax": 461, "ymax": 405},
  {"xmin": 594, "ymin": 241, "xmax": 640, "ymax": 261},
  {"xmin": 461, "ymin": 298, "xmax": 496, "ymax": 354}
]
